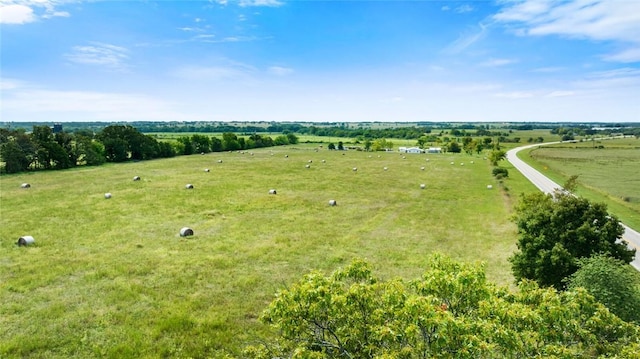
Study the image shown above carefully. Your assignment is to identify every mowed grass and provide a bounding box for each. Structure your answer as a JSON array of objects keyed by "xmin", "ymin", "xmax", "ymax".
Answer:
[
  {"xmin": 522, "ymin": 137, "xmax": 640, "ymax": 230},
  {"xmin": 1, "ymin": 145, "xmax": 519, "ymax": 357}
]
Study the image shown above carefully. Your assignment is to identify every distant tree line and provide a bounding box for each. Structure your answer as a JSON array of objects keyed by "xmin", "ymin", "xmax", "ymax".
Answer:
[{"xmin": 0, "ymin": 125, "xmax": 298, "ymax": 174}]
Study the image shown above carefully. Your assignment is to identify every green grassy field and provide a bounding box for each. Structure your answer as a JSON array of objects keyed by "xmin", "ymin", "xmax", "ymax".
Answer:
[
  {"xmin": 519, "ymin": 137, "xmax": 640, "ymax": 230},
  {"xmin": 0, "ymin": 144, "xmax": 534, "ymax": 357}
]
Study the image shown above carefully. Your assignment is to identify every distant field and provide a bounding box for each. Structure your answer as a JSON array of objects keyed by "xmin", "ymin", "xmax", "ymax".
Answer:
[
  {"xmin": 521, "ymin": 137, "xmax": 640, "ymax": 230},
  {"xmin": 0, "ymin": 144, "xmax": 532, "ymax": 357}
]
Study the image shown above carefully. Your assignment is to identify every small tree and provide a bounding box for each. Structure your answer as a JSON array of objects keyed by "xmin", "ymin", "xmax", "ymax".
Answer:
[
  {"xmin": 567, "ymin": 254, "xmax": 640, "ymax": 324},
  {"xmin": 510, "ymin": 190, "xmax": 635, "ymax": 289},
  {"xmin": 327, "ymin": 143, "xmax": 336, "ymax": 150},
  {"xmin": 488, "ymin": 149, "xmax": 506, "ymax": 166}
]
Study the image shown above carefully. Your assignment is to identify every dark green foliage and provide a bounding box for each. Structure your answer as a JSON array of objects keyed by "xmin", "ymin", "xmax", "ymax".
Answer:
[
  {"xmin": 492, "ymin": 167, "xmax": 509, "ymax": 178},
  {"xmin": 510, "ymin": 191, "xmax": 635, "ymax": 289},
  {"xmin": 446, "ymin": 141, "xmax": 461, "ymax": 153},
  {"xmin": 567, "ymin": 255, "xmax": 640, "ymax": 323},
  {"xmin": 488, "ymin": 149, "xmax": 506, "ymax": 166},
  {"xmin": 247, "ymin": 256, "xmax": 640, "ymax": 358}
]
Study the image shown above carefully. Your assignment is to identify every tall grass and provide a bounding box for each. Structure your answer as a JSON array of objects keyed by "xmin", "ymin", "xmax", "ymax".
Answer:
[{"xmin": 1, "ymin": 145, "xmax": 520, "ymax": 357}]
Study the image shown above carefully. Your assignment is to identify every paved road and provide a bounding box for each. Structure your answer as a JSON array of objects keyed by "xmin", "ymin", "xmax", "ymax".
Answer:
[{"xmin": 507, "ymin": 143, "xmax": 640, "ymax": 270}]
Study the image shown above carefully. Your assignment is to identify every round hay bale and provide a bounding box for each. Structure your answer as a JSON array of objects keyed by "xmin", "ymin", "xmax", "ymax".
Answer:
[
  {"xmin": 460, "ymin": 163, "xmax": 464, "ymax": 166},
  {"xmin": 383, "ymin": 167, "xmax": 388, "ymax": 171},
  {"xmin": 470, "ymin": 161, "xmax": 474, "ymax": 164},
  {"xmin": 285, "ymin": 155, "xmax": 289, "ymax": 158},
  {"xmin": 217, "ymin": 160, "xmax": 223, "ymax": 163},
  {"xmin": 450, "ymin": 162, "xmax": 455, "ymax": 165},
  {"xmin": 185, "ymin": 184, "xmax": 194, "ymax": 189},
  {"xmin": 420, "ymin": 184, "xmax": 426, "ymax": 189},
  {"xmin": 352, "ymin": 167, "xmax": 357, "ymax": 172},
  {"xmin": 420, "ymin": 166, "xmax": 425, "ymax": 170},
  {"xmin": 201, "ymin": 152, "xmax": 205, "ymax": 155},
  {"xmin": 322, "ymin": 159, "xmax": 326, "ymax": 163},
  {"xmin": 250, "ymin": 152, "xmax": 254, "ymax": 156},
  {"xmin": 308, "ymin": 160, "xmax": 313, "ymax": 163},
  {"xmin": 17, "ymin": 236, "xmax": 35, "ymax": 246},
  {"xmin": 487, "ymin": 185, "xmax": 493, "ymax": 190},
  {"xmin": 20, "ymin": 183, "xmax": 30, "ymax": 188},
  {"xmin": 378, "ymin": 155, "xmax": 381, "ymax": 158},
  {"xmin": 204, "ymin": 168, "xmax": 210, "ymax": 172},
  {"xmin": 402, "ymin": 156, "xmax": 406, "ymax": 159},
  {"xmin": 133, "ymin": 176, "xmax": 141, "ymax": 181},
  {"xmin": 104, "ymin": 193, "xmax": 112, "ymax": 199},
  {"xmin": 305, "ymin": 164, "xmax": 311, "ymax": 168},
  {"xmin": 426, "ymin": 158, "xmax": 430, "ymax": 162},
  {"xmin": 328, "ymin": 199, "xmax": 337, "ymax": 206},
  {"xmin": 269, "ymin": 189, "xmax": 277, "ymax": 195},
  {"xmin": 180, "ymin": 227, "xmax": 194, "ymax": 237}
]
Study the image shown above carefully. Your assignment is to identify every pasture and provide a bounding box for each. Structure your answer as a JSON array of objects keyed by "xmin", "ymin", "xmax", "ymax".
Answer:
[
  {"xmin": 522, "ymin": 137, "xmax": 640, "ymax": 230},
  {"xmin": 1, "ymin": 145, "xmax": 527, "ymax": 357}
]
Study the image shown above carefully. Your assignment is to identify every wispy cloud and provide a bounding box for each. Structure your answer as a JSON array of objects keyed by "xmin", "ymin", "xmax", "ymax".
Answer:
[
  {"xmin": 531, "ymin": 66, "xmax": 565, "ymax": 73},
  {"xmin": 65, "ymin": 42, "xmax": 130, "ymax": 71},
  {"xmin": 494, "ymin": 0, "xmax": 640, "ymax": 63},
  {"xmin": 268, "ymin": 66, "xmax": 294, "ymax": 76},
  {"xmin": 0, "ymin": 0, "xmax": 70, "ymax": 24},
  {"xmin": 172, "ymin": 61, "xmax": 257, "ymax": 82},
  {"xmin": 441, "ymin": 4, "xmax": 475, "ymax": 14},
  {"xmin": 494, "ymin": 91, "xmax": 534, "ymax": 99},
  {"xmin": 239, "ymin": 0, "xmax": 283, "ymax": 7},
  {"xmin": 442, "ymin": 21, "xmax": 489, "ymax": 55},
  {"xmin": 480, "ymin": 58, "xmax": 517, "ymax": 67},
  {"xmin": 546, "ymin": 90, "xmax": 575, "ymax": 97}
]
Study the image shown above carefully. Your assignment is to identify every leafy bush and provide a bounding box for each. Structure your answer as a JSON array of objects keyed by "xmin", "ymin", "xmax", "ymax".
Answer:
[{"xmin": 492, "ymin": 167, "xmax": 509, "ymax": 178}]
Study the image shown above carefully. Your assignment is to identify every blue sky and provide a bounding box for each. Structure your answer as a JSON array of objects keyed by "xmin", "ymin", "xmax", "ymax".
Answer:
[{"xmin": 1, "ymin": 0, "xmax": 639, "ymax": 123}]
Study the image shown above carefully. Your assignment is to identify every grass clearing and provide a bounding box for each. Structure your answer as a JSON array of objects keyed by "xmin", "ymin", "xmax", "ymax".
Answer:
[
  {"xmin": 2, "ymin": 145, "xmax": 523, "ymax": 357},
  {"xmin": 520, "ymin": 137, "xmax": 640, "ymax": 230}
]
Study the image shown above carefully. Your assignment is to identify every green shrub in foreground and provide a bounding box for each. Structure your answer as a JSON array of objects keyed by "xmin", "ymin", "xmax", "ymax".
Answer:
[{"xmin": 246, "ymin": 255, "xmax": 640, "ymax": 358}]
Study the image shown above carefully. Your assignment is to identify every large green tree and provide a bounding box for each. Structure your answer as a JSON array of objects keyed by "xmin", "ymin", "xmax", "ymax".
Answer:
[
  {"xmin": 510, "ymin": 190, "xmax": 635, "ymax": 289},
  {"xmin": 246, "ymin": 256, "xmax": 640, "ymax": 358},
  {"xmin": 567, "ymin": 254, "xmax": 640, "ymax": 324}
]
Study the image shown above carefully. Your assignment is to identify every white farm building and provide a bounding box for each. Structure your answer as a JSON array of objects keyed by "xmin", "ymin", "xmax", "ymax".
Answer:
[{"xmin": 398, "ymin": 147, "xmax": 423, "ymax": 154}]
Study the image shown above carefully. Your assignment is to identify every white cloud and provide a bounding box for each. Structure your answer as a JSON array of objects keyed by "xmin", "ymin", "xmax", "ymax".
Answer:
[
  {"xmin": 1, "ymin": 87, "xmax": 187, "ymax": 121},
  {"xmin": 531, "ymin": 66, "xmax": 565, "ymax": 73},
  {"xmin": 0, "ymin": 0, "xmax": 71, "ymax": 24},
  {"xmin": 546, "ymin": 90, "xmax": 575, "ymax": 97},
  {"xmin": 480, "ymin": 58, "xmax": 517, "ymax": 67},
  {"xmin": 0, "ymin": 4, "xmax": 34, "ymax": 24},
  {"xmin": 455, "ymin": 4, "xmax": 474, "ymax": 14},
  {"xmin": 442, "ymin": 22, "xmax": 489, "ymax": 54},
  {"xmin": 65, "ymin": 42, "xmax": 130, "ymax": 70},
  {"xmin": 238, "ymin": 0, "xmax": 283, "ymax": 7},
  {"xmin": 603, "ymin": 47, "xmax": 640, "ymax": 63},
  {"xmin": 494, "ymin": 0, "xmax": 640, "ymax": 63},
  {"xmin": 172, "ymin": 62, "xmax": 257, "ymax": 81},
  {"xmin": 267, "ymin": 66, "xmax": 293, "ymax": 76},
  {"xmin": 494, "ymin": 91, "xmax": 534, "ymax": 99}
]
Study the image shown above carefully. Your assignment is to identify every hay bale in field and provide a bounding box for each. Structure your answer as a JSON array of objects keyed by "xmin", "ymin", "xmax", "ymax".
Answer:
[
  {"xmin": 217, "ymin": 160, "xmax": 223, "ymax": 163},
  {"xmin": 420, "ymin": 184, "xmax": 426, "ymax": 189},
  {"xmin": 204, "ymin": 168, "xmax": 210, "ymax": 172},
  {"xmin": 384, "ymin": 167, "xmax": 388, "ymax": 171},
  {"xmin": 285, "ymin": 155, "xmax": 289, "ymax": 158},
  {"xmin": 470, "ymin": 161, "xmax": 474, "ymax": 164},
  {"xmin": 185, "ymin": 184, "xmax": 194, "ymax": 189},
  {"xmin": 308, "ymin": 160, "xmax": 313, "ymax": 163},
  {"xmin": 460, "ymin": 163, "xmax": 464, "ymax": 166},
  {"xmin": 421, "ymin": 166, "xmax": 425, "ymax": 170},
  {"xmin": 426, "ymin": 158, "xmax": 429, "ymax": 162},
  {"xmin": 322, "ymin": 160, "xmax": 326, "ymax": 163},
  {"xmin": 329, "ymin": 199, "xmax": 337, "ymax": 206},
  {"xmin": 17, "ymin": 236, "xmax": 35, "ymax": 246},
  {"xmin": 487, "ymin": 185, "xmax": 493, "ymax": 189},
  {"xmin": 269, "ymin": 189, "xmax": 277, "ymax": 195},
  {"xmin": 20, "ymin": 183, "xmax": 30, "ymax": 188},
  {"xmin": 104, "ymin": 193, "xmax": 112, "ymax": 199},
  {"xmin": 180, "ymin": 227, "xmax": 194, "ymax": 237},
  {"xmin": 352, "ymin": 167, "xmax": 357, "ymax": 172},
  {"xmin": 201, "ymin": 152, "xmax": 205, "ymax": 155},
  {"xmin": 450, "ymin": 162, "xmax": 455, "ymax": 165},
  {"xmin": 305, "ymin": 164, "xmax": 311, "ymax": 168},
  {"xmin": 133, "ymin": 176, "xmax": 141, "ymax": 181}
]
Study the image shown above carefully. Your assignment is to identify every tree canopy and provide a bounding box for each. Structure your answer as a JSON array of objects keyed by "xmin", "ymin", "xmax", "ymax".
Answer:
[
  {"xmin": 245, "ymin": 255, "xmax": 640, "ymax": 358},
  {"xmin": 509, "ymin": 190, "xmax": 635, "ymax": 290}
]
